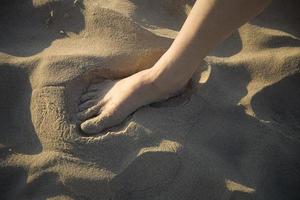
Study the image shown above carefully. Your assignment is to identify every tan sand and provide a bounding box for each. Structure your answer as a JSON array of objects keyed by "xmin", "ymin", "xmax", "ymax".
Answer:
[{"xmin": 0, "ymin": 0, "xmax": 300, "ymax": 199}]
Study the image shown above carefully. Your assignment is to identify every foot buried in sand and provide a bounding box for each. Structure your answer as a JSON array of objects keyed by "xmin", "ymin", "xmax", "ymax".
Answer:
[{"xmin": 77, "ymin": 69, "xmax": 169, "ymax": 135}]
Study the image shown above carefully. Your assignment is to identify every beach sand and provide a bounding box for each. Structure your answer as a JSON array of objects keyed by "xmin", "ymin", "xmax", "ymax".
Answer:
[{"xmin": 0, "ymin": 0, "xmax": 300, "ymax": 199}]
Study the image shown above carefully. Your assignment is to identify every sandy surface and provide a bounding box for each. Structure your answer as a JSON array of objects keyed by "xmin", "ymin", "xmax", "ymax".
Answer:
[{"xmin": 0, "ymin": 0, "xmax": 300, "ymax": 199}]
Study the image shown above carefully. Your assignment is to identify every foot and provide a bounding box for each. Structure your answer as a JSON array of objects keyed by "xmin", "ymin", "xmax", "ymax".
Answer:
[{"xmin": 77, "ymin": 69, "xmax": 171, "ymax": 135}]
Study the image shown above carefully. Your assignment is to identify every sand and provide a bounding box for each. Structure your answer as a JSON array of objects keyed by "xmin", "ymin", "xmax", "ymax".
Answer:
[{"xmin": 0, "ymin": 0, "xmax": 300, "ymax": 199}]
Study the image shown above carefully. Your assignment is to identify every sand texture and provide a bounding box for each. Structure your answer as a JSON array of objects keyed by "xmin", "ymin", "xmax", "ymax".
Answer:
[{"xmin": 0, "ymin": 0, "xmax": 300, "ymax": 199}]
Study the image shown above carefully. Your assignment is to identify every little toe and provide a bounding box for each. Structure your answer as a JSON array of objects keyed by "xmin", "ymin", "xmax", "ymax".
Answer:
[
  {"xmin": 88, "ymin": 80, "xmax": 113, "ymax": 91},
  {"xmin": 80, "ymin": 91, "xmax": 98, "ymax": 102},
  {"xmin": 80, "ymin": 113, "xmax": 112, "ymax": 135},
  {"xmin": 77, "ymin": 104, "xmax": 100, "ymax": 121},
  {"xmin": 87, "ymin": 83, "xmax": 103, "ymax": 92},
  {"xmin": 78, "ymin": 99, "xmax": 98, "ymax": 112}
]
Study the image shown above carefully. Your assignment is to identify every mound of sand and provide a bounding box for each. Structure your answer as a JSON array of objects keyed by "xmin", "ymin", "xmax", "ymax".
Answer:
[{"xmin": 1, "ymin": 0, "xmax": 300, "ymax": 199}]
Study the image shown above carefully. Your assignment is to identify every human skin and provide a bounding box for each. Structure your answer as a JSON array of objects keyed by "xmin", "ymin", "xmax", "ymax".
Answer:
[{"xmin": 77, "ymin": 0, "xmax": 272, "ymax": 135}]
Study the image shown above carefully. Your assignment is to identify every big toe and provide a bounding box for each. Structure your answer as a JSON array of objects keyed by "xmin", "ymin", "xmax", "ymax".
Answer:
[{"xmin": 80, "ymin": 114, "xmax": 112, "ymax": 135}]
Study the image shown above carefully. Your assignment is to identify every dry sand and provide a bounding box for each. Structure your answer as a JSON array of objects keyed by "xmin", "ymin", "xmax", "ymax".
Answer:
[{"xmin": 0, "ymin": 0, "xmax": 300, "ymax": 199}]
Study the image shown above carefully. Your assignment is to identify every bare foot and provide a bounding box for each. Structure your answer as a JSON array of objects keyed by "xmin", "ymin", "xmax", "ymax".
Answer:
[{"xmin": 77, "ymin": 69, "xmax": 171, "ymax": 135}]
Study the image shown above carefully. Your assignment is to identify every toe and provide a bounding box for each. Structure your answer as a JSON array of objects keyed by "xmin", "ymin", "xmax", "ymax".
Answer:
[
  {"xmin": 78, "ymin": 99, "xmax": 97, "ymax": 112},
  {"xmin": 77, "ymin": 104, "xmax": 100, "ymax": 121},
  {"xmin": 80, "ymin": 113, "xmax": 112, "ymax": 135},
  {"xmin": 80, "ymin": 91, "xmax": 98, "ymax": 103},
  {"xmin": 87, "ymin": 83, "xmax": 103, "ymax": 92},
  {"xmin": 87, "ymin": 80, "xmax": 112, "ymax": 91}
]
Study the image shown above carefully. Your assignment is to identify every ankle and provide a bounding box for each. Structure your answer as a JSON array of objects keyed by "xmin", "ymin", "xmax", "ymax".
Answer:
[{"xmin": 147, "ymin": 67, "xmax": 185, "ymax": 100}]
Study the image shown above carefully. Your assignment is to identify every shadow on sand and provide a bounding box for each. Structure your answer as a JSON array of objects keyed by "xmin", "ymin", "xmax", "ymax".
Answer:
[{"xmin": 0, "ymin": 0, "xmax": 85, "ymax": 57}]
